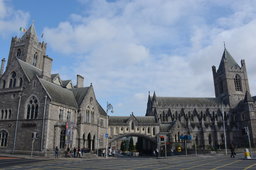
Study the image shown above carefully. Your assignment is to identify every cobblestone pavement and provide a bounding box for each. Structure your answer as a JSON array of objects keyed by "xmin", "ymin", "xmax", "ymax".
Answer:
[{"xmin": 1, "ymin": 154, "xmax": 256, "ymax": 170}]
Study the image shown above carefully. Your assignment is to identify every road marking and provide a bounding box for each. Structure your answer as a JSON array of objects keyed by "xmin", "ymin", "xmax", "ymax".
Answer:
[
  {"xmin": 153, "ymin": 157, "xmax": 220, "ymax": 170},
  {"xmin": 243, "ymin": 163, "xmax": 256, "ymax": 170},
  {"xmin": 180, "ymin": 157, "xmax": 229, "ymax": 170},
  {"xmin": 210, "ymin": 160, "xmax": 242, "ymax": 170}
]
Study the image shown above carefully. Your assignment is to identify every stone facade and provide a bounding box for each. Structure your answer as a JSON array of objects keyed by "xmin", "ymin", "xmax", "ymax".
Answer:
[
  {"xmin": 0, "ymin": 24, "xmax": 108, "ymax": 155},
  {"xmin": 146, "ymin": 49, "xmax": 256, "ymax": 149}
]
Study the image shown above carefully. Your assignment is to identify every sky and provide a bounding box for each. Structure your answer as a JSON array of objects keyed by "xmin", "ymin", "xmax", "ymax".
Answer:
[{"xmin": 1, "ymin": 0, "xmax": 256, "ymax": 116}]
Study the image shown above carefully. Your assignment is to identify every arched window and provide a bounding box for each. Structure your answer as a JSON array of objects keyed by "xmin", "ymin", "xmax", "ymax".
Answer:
[
  {"xmin": 148, "ymin": 127, "xmax": 150, "ymax": 133},
  {"xmin": 67, "ymin": 111, "xmax": 71, "ymax": 121},
  {"xmin": 33, "ymin": 52, "xmax": 38, "ymax": 66},
  {"xmin": 234, "ymin": 74, "xmax": 242, "ymax": 91},
  {"xmin": 2, "ymin": 80, "xmax": 5, "ymax": 89},
  {"xmin": 59, "ymin": 109, "xmax": 63, "ymax": 121},
  {"xmin": 0, "ymin": 130, "xmax": 8, "ymax": 147},
  {"xmin": 153, "ymin": 127, "xmax": 156, "ymax": 135},
  {"xmin": 17, "ymin": 49, "xmax": 21, "ymax": 57},
  {"xmin": 131, "ymin": 122, "xmax": 135, "ymax": 130},
  {"xmin": 91, "ymin": 110, "xmax": 94, "ymax": 124},
  {"xmin": 60, "ymin": 130, "xmax": 66, "ymax": 149},
  {"xmin": 9, "ymin": 72, "xmax": 16, "ymax": 88},
  {"xmin": 19, "ymin": 78, "xmax": 23, "ymax": 87},
  {"xmin": 208, "ymin": 134, "xmax": 212, "ymax": 145},
  {"xmin": 26, "ymin": 96, "xmax": 39, "ymax": 119}
]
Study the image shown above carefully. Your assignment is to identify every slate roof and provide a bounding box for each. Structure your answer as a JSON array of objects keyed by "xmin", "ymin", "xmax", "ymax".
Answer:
[
  {"xmin": 39, "ymin": 78, "xmax": 78, "ymax": 108},
  {"xmin": 18, "ymin": 59, "xmax": 42, "ymax": 80},
  {"xmin": 155, "ymin": 97, "xmax": 219, "ymax": 107},
  {"xmin": 160, "ymin": 121, "xmax": 176, "ymax": 132},
  {"xmin": 62, "ymin": 80, "xmax": 71, "ymax": 87},
  {"xmin": 218, "ymin": 48, "xmax": 239, "ymax": 71},
  {"xmin": 70, "ymin": 87, "xmax": 90, "ymax": 106},
  {"xmin": 51, "ymin": 74, "xmax": 59, "ymax": 81},
  {"xmin": 109, "ymin": 116, "xmax": 157, "ymax": 126},
  {"xmin": 96, "ymin": 100, "xmax": 107, "ymax": 116}
]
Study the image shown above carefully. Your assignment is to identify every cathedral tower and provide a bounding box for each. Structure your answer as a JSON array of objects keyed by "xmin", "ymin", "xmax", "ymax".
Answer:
[
  {"xmin": 7, "ymin": 24, "xmax": 47, "ymax": 70},
  {"xmin": 212, "ymin": 48, "xmax": 250, "ymax": 107}
]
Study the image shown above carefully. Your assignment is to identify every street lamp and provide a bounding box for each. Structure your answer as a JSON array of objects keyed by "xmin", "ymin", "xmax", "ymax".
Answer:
[{"xmin": 221, "ymin": 101, "xmax": 228, "ymax": 155}]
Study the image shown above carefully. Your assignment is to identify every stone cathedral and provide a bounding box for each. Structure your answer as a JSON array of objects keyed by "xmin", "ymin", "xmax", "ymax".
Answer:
[
  {"xmin": 1, "ymin": 23, "xmax": 256, "ymax": 156},
  {"xmin": 146, "ymin": 49, "xmax": 256, "ymax": 149},
  {"xmin": 0, "ymin": 24, "xmax": 108, "ymax": 155}
]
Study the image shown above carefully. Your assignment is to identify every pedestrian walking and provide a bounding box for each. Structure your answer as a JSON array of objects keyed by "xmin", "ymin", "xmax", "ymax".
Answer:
[
  {"xmin": 230, "ymin": 143, "xmax": 236, "ymax": 158},
  {"xmin": 55, "ymin": 146, "xmax": 59, "ymax": 158},
  {"xmin": 77, "ymin": 148, "xmax": 81, "ymax": 158},
  {"xmin": 73, "ymin": 147, "xmax": 77, "ymax": 158}
]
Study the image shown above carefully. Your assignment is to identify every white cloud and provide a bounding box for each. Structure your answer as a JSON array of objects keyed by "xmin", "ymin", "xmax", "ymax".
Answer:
[
  {"xmin": 0, "ymin": 0, "xmax": 29, "ymax": 38},
  {"xmin": 44, "ymin": 0, "xmax": 256, "ymax": 115}
]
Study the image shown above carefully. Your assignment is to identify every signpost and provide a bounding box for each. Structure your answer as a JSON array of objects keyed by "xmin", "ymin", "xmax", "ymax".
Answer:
[
  {"xmin": 105, "ymin": 132, "xmax": 108, "ymax": 158},
  {"xmin": 179, "ymin": 135, "xmax": 192, "ymax": 156}
]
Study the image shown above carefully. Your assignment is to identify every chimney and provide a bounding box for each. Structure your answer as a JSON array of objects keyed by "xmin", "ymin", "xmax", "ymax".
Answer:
[
  {"xmin": 42, "ymin": 55, "xmax": 52, "ymax": 80},
  {"xmin": 0, "ymin": 58, "xmax": 6, "ymax": 76},
  {"xmin": 76, "ymin": 74, "xmax": 84, "ymax": 88}
]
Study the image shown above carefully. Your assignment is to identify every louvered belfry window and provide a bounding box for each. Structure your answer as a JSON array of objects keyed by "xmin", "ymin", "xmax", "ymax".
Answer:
[{"xmin": 234, "ymin": 74, "xmax": 242, "ymax": 91}]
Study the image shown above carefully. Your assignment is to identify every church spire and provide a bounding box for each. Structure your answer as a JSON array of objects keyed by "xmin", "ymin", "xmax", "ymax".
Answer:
[
  {"xmin": 21, "ymin": 23, "xmax": 38, "ymax": 42},
  {"xmin": 218, "ymin": 48, "xmax": 239, "ymax": 72}
]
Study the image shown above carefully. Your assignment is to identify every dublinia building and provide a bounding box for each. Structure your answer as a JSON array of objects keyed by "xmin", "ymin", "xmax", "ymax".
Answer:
[{"xmin": 0, "ymin": 24, "xmax": 108, "ymax": 155}]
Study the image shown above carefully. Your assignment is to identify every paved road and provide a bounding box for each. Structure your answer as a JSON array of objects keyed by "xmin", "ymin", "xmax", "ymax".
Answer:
[{"xmin": 1, "ymin": 154, "xmax": 256, "ymax": 169}]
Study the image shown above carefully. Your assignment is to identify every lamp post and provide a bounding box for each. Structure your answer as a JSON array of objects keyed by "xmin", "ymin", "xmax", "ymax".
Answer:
[{"xmin": 221, "ymin": 102, "xmax": 228, "ymax": 155}]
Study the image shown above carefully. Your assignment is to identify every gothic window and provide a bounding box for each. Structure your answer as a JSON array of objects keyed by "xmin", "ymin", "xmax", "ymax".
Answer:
[
  {"xmin": 9, "ymin": 72, "xmax": 16, "ymax": 88},
  {"xmin": 1, "ymin": 110, "xmax": 3, "ymax": 119},
  {"xmin": 59, "ymin": 109, "xmax": 63, "ymax": 121},
  {"xmin": 91, "ymin": 111, "xmax": 94, "ymax": 124},
  {"xmin": 2, "ymin": 80, "xmax": 5, "ymax": 89},
  {"xmin": 148, "ymin": 127, "xmax": 150, "ymax": 133},
  {"xmin": 8, "ymin": 110, "xmax": 11, "ymax": 119},
  {"xmin": 32, "ymin": 52, "xmax": 38, "ymax": 66},
  {"xmin": 67, "ymin": 111, "xmax": 71, "ymax": 121},
  {"xmin": 131, "ymin": 122, "xmax": 135, "ymax": 130},
  {"xmin": 17, "ymin": 49, "xmax": 21, "ymax": 57},
  {"xmin": 60, "ymin": 130, "xmax": 66, "ymax": 149},
  {"xmin": 86, "ymin": 110, "xmax": 90, "ymax": 123},
  {"xmin": 0, "ymin": 130, "xmax": 8, "ymax": 147},
  {"xmin": 26, "ymin": 96, "xmax": 39, "ymax": 119},
  {"xmin": 234, "ymin": 74, "xmax": 242, "ymax": 91},
  {"xmin": 19, "ymin": 78, "xmax": 23, "ymax": 87},
  {"xmin": 100, "ymin": 119, "xmax": 104, "ymax": 127},
  {"xmin": 208, "ymin": 134, "xmax": 212, "ymax": 145},
  {"xmin": 153, "ymin": 127, "xmax": 156, "ymax": 135},
  {"xmin": 5, "ymin": 110, "xmax": 7, "ymax": 119}
]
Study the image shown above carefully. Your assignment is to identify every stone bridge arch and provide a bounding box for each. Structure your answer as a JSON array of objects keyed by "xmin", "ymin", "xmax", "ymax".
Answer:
[{"xmin": 109, "ymin": 133, "xmax": 157, "ymax": 144}]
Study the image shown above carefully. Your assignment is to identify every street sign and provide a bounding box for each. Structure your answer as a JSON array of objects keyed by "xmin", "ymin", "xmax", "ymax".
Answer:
[
  {"xmin": 105, "ymin": 133, "xmax": 108, "ymax": 138},
  {"xmin": 179, "ymin": 135, "xmax": 192, "ymax": 140}
]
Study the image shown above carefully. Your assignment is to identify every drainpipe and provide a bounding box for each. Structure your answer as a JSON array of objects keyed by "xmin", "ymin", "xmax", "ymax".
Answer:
[
  {"xmin": 13, "ymin": 94, "xmax": 22, "ymax": 153},
  {"xmin": 41, "ymin": 96, "xmax": 47, "ymax": 152}
]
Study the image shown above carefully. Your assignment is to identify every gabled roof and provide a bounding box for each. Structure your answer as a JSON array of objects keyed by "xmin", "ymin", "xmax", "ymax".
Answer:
[
  {"xmin": 218, "ymin": 48, "xmax": 239, "ymax": 71},
  {"xmin": 18, "ymin": 59, "xmax": 42, "ymax": 80},
  {"xmin": 155, "ymin": 97, "xmax": 219, "ymax": 107},
  {"xmin": 51, "ymin": 74, "xmax": 59, "ymax": 80},
  {"xmin": 62, "ymin": 80, "xmax": 72, "ymax": 87},
  {"xmin": 39, "ymin": 78, "xmax": 78, "ymax": 108},
  {"xmin": 70, "ymin": 87, "xmax": 90, "ymax": 106}
]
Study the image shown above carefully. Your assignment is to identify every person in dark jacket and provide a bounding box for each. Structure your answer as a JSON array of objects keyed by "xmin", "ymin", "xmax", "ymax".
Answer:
[{"xmin": 230, "ymin": 143, "xmax": 235, "ymax": 158}]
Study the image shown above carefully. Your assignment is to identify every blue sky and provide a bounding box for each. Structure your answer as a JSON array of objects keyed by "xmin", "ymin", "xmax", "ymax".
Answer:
[{"xmin": 1, "ymin": 0, "xmax": 256, "ymax": 116}]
